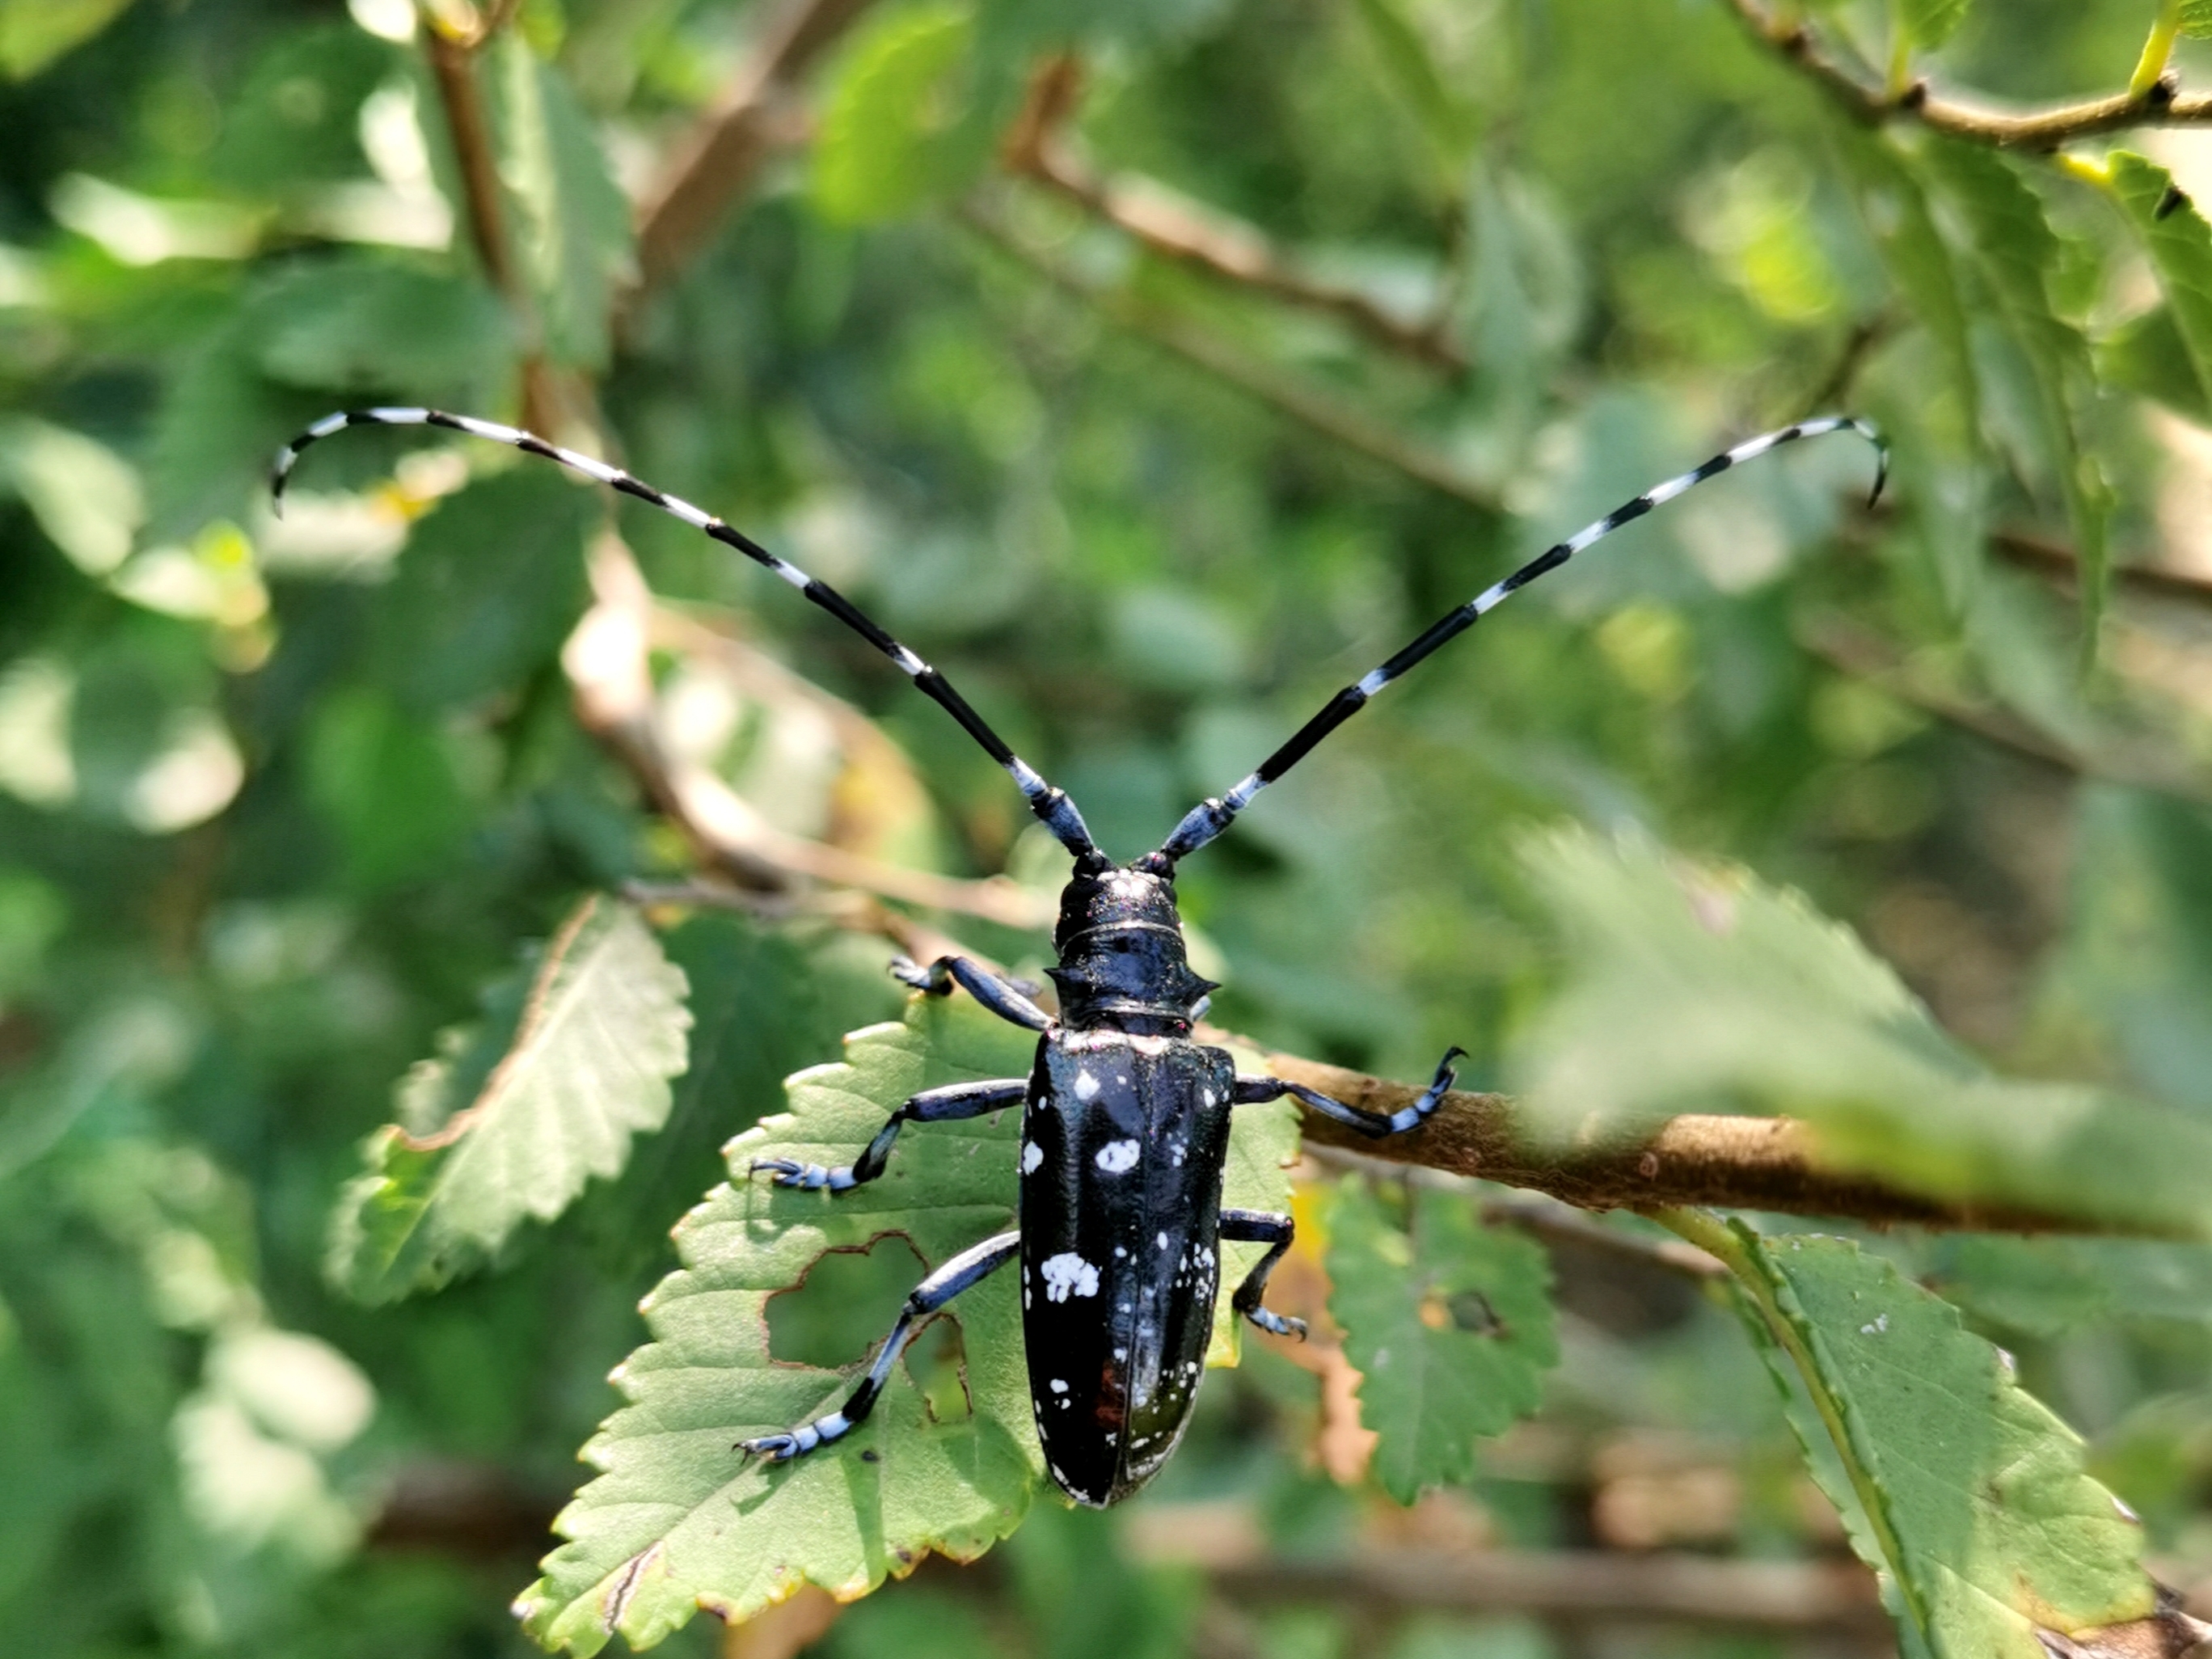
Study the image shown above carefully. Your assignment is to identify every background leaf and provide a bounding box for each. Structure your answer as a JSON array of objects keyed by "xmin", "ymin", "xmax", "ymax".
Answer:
[
  {"xmin": 813, "ymin": 5, "xmax": 989, "ymax": 226},
  {"xmin": 327, "ymin": 896, "xmax": 691, "ymax": 1303},
  {"xmin": 1511, "ymin": 827, "xmax": 2212, "ymax": 1236},
  {"xmin": 516, "ymin": 991, "xmax": 1296, "ymax": 1653},
  {"xmin": 1328, "ymin": 1180, "xmax": 1556, "ymax": 1503},
  {"xmin": 2106, "ymin": 151, "xmax": 2212, "ymax": 407}
]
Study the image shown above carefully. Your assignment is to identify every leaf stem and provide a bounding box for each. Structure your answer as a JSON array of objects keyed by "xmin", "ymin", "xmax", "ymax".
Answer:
[
  {"xmin": 2131, "ymin": 0, "xmax": 2184, "ymax": 100},
  {"xmin": 1644, "ymin": 1208, "xmax": 1928, "ymax": 1643}
]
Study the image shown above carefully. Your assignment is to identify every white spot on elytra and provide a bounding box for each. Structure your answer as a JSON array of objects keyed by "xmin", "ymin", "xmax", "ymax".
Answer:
[
  {"xmin": 1096, "ymin": 1139, "xmax": 1140, "ymax": 1173},
  {"xmin": 1022, "ymin": 1142, "xmax": 1043, "ymax": 1174},
  {"xmin": 1201, "ymin": 1088, "xmax": 1215, "ymax": 1107},
  {"xmin": 1158, "ymin": 1231, "xmax": 1170, "ymax": 1250},
  {"xmin": 1074, "ymin": 1070, "xmax": 1100, "ymax": 1101},
  {"xmin": 1041, "ymin": 1252, "xmax": 1100, "ymax": 1301},
  {"xmin": 1049, "ymin": 1378, "xmax": 1068, "ymax": 1393}
]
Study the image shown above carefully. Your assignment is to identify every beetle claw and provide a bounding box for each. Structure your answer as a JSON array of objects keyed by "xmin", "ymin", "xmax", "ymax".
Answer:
[{"xmin": 737, "ymin": 1432, "xmax": 800, "ymax": 1463}]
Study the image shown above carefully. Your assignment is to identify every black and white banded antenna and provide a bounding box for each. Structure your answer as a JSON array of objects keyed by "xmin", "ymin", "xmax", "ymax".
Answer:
[
  {"xmin": 1151, "ymin": 416, "xmax": 1889, "ymax": 866},
  {"xmin": 271, "ymin": 407, "xmax": 1105, "ymax": 867}
]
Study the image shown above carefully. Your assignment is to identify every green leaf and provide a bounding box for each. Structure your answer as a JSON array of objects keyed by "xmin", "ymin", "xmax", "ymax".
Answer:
[
  {"xmin": 1894, "ymin": 0, "xmax": 1970, "ymax": 52},
  {"xmin": 1328, "ymin": 1180, "xmax": 1556, "ymax": 1503},
  {"xmin": 1919, "ymin": 141, "xmax": 2112, "ymax": 652},
  {"xmin": 2098, "ymin": 304, "xmax": 2212, "ymax": 421},
  {"xmin": 1836, "ymin": 135, "xmax": 1978, "ymax": 441},
  {"xmin": 1353, "ymin": 0, "xmax": 1476, "ymax": 179},
  {"xmin": 2046, "ymin": 786, "xmax": 2212, "ymax": 1113},
  {"xmin": 304, "ymin": 686, "xmax": 477, "ymax": 892},
  {"xmin": 0, "ymin": 0, "xmax": 134, "ymax": 79},
  {"xmin": 814, "ymin": 4, "xmax": 990, "ymax": 226},
  {"xmin": 368, "ymin": 468, "xmax": 592, "ymax": 713},
  {"xmin": 1722, "ymin": 1226, "xmax": 2153, "ymax": 1657},
  {"xmin": 205, "ymin": 24, "xmax": 399, "ymax": 193},
  {"xmin": 1928, "ymin": 1235, "xmax": 2212, "ymax": 1336},
  {"xmin": 487, "ymin": 36, "xmax": 635, "ymax": 372},
  {"xmin": 327, "ymin": 896, "xmax": 691, "ymax": 1303},
  {"xmin": 2106, "ymin": 152, "xmax": 2212, "ymax": 415},
  {"xmin": 2183, "ymin": 0, "xmax": 2212, "ymax": 39},
  {"xmin": 515, "ymin": 993, "xmax": 1296, "ymax": 1653},
  {"xmin": 252, "ymin": 260, "xmax": 515, "ymax": 400},
  {"xmin": 1510, "ymin": 827, "xmax": 2212, "ymax": 1237}
]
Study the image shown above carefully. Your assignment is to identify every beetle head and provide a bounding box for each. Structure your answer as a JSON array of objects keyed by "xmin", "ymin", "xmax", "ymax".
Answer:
[{"xmin": 1048, "ymin": 863, "xmax": 1217, "ymax": 1031}]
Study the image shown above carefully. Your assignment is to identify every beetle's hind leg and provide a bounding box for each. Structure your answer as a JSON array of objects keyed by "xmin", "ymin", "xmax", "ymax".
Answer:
[
  {"xmin": 890, "ymin": 954, "xmax": 1053, "ymax": 1031},
  {"xmin": 1233, "ymin": 1046, "xmax": 1465, "ymax": 1138},
  {"xmin": 1219, "ymin": 1209, "xmax": 1306, "ymax": 1340},
  {"xmin": 737, "ymin": 1231, "xmax": 1020, "ymax": 1465},
  {"xmin": 751, "ymin": 1078, "xmax": 1027, "ymax": 1192}
]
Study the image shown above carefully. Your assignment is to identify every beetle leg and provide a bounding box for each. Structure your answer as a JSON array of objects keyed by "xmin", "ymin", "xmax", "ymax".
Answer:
[
  {"xmin": 1219, "ymin": 1209, "xmax": 1306, "ymax": 1340},
  {"xmin": 736, "ymin": 1230, "xmax": 1021, "ymax": 1464},
  {"xmin": 751, "ymin": 1078, "xmax": 1028, "ymax": 1192},
  {"xmin": 1232, "ymin": 1046, "xmax": 1465, "ymax": 1138},
  {"xmin": 889, "ymin": 954, "xmax": 1054, "ymax": 1032}
]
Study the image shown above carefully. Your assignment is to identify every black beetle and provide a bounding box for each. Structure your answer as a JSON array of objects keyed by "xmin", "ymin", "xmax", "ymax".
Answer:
[{"xmin": 274, "ymin": 406, "xmax": 1883, "ymax": 1506}]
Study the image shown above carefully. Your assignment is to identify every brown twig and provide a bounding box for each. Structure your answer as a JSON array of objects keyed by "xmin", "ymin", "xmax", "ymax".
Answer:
[
  {"xmin": 420, "ymin": 6, "xmax": 562, "ymax": 433},
  {"xmin": 1002, "ymin": 59, "xmax": 1467, "ymax": 374},
  {"xmin": 960, "ymin": 199, "xmax": 1499, "ymax": 512},
  {"xmin": 564, "ymin": 532, "xmax": 1056, "ymax": 932},
  {"xmin": 1303, "ymin": 1142, "xmax": 1728, "ymax": 1279},
  {"xmin": 1724, "ymin": 0, "xmax": 2212, "ymax": 151},
  {"xmin": 628, "ymin": 0, "xmax": 880, "ymax": 305},
  {"xmin": 1245, "ymin": 1043, "xmax": 2155, "ymax": 1233},
  {"xmin": 1994, "ymin": 525, "xmax": 2212, "ymax": 612}
]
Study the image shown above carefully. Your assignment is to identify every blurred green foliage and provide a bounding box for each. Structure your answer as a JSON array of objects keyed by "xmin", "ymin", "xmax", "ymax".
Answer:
[{"xmin": 11, "ymin": 0, "xmax": 2212, "ymax": 1655}]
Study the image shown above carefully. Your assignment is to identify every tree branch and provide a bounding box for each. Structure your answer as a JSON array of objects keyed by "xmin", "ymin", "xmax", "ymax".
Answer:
[
  {"xmin": 1242, "ymin": 1043, "xmax": 2148, "ymax": 1234},
  {"xmin": 1001, "ymin": 58, "xmax": 1467, "ymax": 374},
  {"xmin": 628, "ymin": 0, "xmax": 879, "ymax": 305},
  {"xmin": 1723, "ymin": 0, "xmax": 2212, "ymax": 150},
  {"xmin": 563, "ymin": 531, "xmax": 1055, "ymax": 932}
]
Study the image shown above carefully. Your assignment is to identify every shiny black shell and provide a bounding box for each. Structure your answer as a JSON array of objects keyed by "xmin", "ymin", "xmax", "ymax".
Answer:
[{"xmin": 1016, "ymin": 1028, "xmax": 1235, "ymax": 1507}]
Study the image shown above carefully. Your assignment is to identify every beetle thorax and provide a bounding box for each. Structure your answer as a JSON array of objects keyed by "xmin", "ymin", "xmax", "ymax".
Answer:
[{"xmin": 1046, "ymin": 863, "xmax": 1218, "ymax": 1034}]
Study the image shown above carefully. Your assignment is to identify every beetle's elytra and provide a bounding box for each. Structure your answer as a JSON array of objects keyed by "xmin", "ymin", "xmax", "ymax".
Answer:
[{"xmin": 273, "ymin": 405, "xmax": 1884, "ymax": 1506}]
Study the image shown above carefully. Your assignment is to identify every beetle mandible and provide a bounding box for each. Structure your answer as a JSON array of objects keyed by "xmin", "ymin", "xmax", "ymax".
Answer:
[{"xmin": 274, "ymin": 406, "xmax": 1885, "ymax": 1505}]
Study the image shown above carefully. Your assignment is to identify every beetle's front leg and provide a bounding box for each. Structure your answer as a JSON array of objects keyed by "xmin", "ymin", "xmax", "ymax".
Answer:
[
  {"xmin": 1219, "ymin": 1209, "xmax": 1306, "ymax": 1340},
  {"xmin": 737, "ymin": 1230, "xmax": 1020, "ymax": 1464},
  {"xmin": 751, "ymin": 1078, "xmax": 1027, "ymax": 1192},
  {"xmin": 1233, "ymin": 1046, "xmax": 1464, "ymax": 1138},
  {"xmin": 889, "ymin": 953, "xmax": 1053, "ymax": 1032}
]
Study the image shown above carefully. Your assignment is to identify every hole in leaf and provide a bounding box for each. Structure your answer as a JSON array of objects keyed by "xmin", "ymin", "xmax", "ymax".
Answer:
[
  {"xmin": 766, "ymin": 1233, "xmax": 927, "ymax": 1369},
  {"xmin": 905, "ymin": 1311, "xmax": 972, "ymax": 1425}
]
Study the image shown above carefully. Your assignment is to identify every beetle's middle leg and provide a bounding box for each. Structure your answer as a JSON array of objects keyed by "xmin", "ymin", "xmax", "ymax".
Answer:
[
  {"xmin": 1233, "ymin": 1046, "xmax": 1465, "ymax": 1138},
  {"xmin": 890, "ymin": 954, "xmax": 1053, "ymax": 1032},
  {"xmin": 737, "ymin": 1229, "xmax": 1020, "ymax": 1465},
  {"xmin": 751, "ymin": 1078, "xmax": 1028, "ymax": 1191},
  {"xmin": 1219, "ymin": 1209, "xmax": 1307, "ymax": 1340}
]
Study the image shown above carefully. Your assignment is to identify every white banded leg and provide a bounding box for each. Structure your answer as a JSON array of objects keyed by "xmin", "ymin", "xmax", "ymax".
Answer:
[
  {"xmin": 737, "ymin": 1231, "xmax": 1021, "ymax": 1463},
  {"xmin": 1235, "ymin": 1045, "xmax": 1464, "ymax": 1138},
  {"xmin": 1220, "ymin": 1209, "xmax": 1306, "ymax": 1339},
  {"xmin": 750, "ymin": 1078, "xmax": 1027, "ymax": 1192}
]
